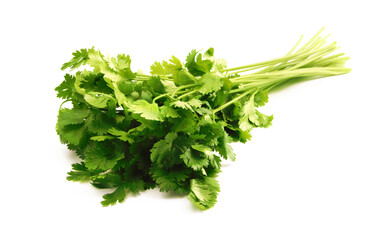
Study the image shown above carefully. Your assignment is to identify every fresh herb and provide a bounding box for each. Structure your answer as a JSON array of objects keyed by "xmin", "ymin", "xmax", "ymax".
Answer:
[{"xmin": 56, "ymin": 28, "xmax": 350, "ymax": 210}]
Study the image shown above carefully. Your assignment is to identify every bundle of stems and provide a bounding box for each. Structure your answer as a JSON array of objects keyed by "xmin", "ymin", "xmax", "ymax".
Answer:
[{"xmin": 138, "ymin": 27, "xmax": 350, "ymax": 115}]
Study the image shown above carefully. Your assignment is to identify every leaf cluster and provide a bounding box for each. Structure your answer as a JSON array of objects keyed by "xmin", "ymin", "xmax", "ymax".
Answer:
[
  {"xmin": 56, "ymin": 47, "xmax": 272, "ymax": 210},
  {"xmin": 56, "ymin": 32, "xmax": 350, "ymax": 210}
]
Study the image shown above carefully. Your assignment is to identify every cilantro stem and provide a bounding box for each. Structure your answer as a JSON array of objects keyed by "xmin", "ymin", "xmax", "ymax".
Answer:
[
  {"xmin": 221, "ymin": 28, "xmax": 336, "ymax": 77},
  {"xmin": 59, "ymin": 99, "xmax": 71, "ymax": 110},
  {"xmin": 286, "ymin": 34, "xmax": 304, "ymax": 55},
  {"xmin": 228, "ymin": 67, "xmax": 350, "ymax": 94},
  {"xmin": 230, "ymin": 67, "xmax": 350, "ymax": 84},
  {"xmin": 152, "ymin": 93, "xmax": 173, "ymax": 103},
  {"xmin": 135, "ymin": 73, "xmax": 171, "ymax": 81},
  {"xmin": 212, "ymin": 89, "xmax": 255, "ymax": 114},
  {"xmin": 177, "ymin": 89, "xmax": 199, "ymax": 99},
  {"xmin": 171, "ymin": 84, "xmax": 201, "ymax": 97}
]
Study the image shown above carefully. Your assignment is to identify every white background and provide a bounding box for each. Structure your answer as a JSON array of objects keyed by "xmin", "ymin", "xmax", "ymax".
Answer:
[{"xmin": 1, "ymin": 0, "xmax": 370, "ymax": 239}]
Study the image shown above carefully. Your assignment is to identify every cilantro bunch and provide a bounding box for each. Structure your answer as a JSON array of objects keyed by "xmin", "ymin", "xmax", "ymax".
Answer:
[{"xmin": 56, "ymin": 29, "xmax": 350, "ymax": 210}]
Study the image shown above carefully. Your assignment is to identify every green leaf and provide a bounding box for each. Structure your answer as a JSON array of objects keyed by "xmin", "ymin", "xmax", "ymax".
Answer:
[
  {"xmin": 91, "ymin": 172, "xmax": 122, "ymax": 189},
  {"xmin": 84, "ymin": 92, "xmax": 116, "ymax": 108},
  {"xmin": 150, "ymin": 61, "xmax": 169, "ymax": 75},
  {"xmin": 128, "ymin": 100, "xmax": 163, "ymax": 121},
  {"xmin": 84, "ymin": 142, "xmax": 124, "ymax": 170},
  {"xmin": 172, "ymin": 69, "xmax": 196, "ymax": 85},
  {"xmin": 187, "ymin": 98, "xmax": 203, "ymax": 108},
  {"xmin": 117, "ymin": 80, "xmax": 135, "ymax": 95},
  {"xmin": 239, "ymin": 91, "xmax": 273, "ymax": 131},
  {"xmin": 113, "ymin": 86, "xmax": 128, "ymax": 106},
  {"xmin": 55, "ymin": 74, "xmax": 76, "ymax": 99},
  {"xmin": 86, "ymin": 110, "xmax": 115, "ymax": 135},
  {"xmin": 204, "ymin": 48, "xmax": 214, "ymax": 60},
  {"xmin": 80, "ymin": 72, "xmax": 113, "ymax": 94},
  {"xmin": 58, "ymin": 108, "xmax": 90, "ymax": 127},
  {"xmin": 185, "ymin": 49, "xmax": 214, "ymax": 76},
  {"xmin": 113, "ymin": 54, "xmax": 131, "ymax": 70},
  {"xmin": 150, "ymin": 132, "xmax": 178, "ymax": 166},
  {"xmin": 171, "ymin": 111, "xmax": 197, "ymax": 133},
  {"xmin": 191, "ymin": 144, "xmax": 214, "ymax": 158},
  {"xmin": 254, "ymin": 90, "xmax": 269, "ymax": 107},
  {"xmin": 150, "ymin": 167, "xmax": 190, "ymax": 193},
  {"xmin": 145, "ymin": 76, "xmax": 165, "ymax": 94},
  {"xmin": 160, "ymin": 105, "xmax": 180, "ymax": 118},
  {"xmin": 87, "ymin": 49, "xmax": 126, "ymax": 82},
  {"xmin": 198, "ymin": 72, "xmax": 223, "ymax": 94},
  {"xmin": 214, "ymin": 59, "xmax": 227, "ymax": 73},
  {"xmin": 90, "ymin": 135, "xmax": 115, "ymax": 141},
  {"xmin": 256, "ymin": 110, "xmax": 274, "ymax": 127},
  {"xmin": 150, "ymin": 56, "xmax": 182, "ymax": 75},
  {"xmin": 107, "ymin": 128, "xmax": 134, "ymax": 143},
  {"xmin": 61, "ymin": 48, "xmax": 91, "ymax": 70},
  {"xmin": 67, "ymin": 162, "xmax": 100, "ymax": 182},
  {"xmin": 161, "ymin": 80, "xmax": 177, "ymax": 93},
  {"xmin": 187, "ymin": 176, "xmax": 220, "ymax": 210},
  {"xmin": 101, "ymin": 184, "xmax": 126, "ymax": 207},
  {"xmin": 125, "ymin": 179, "xmax": 145, "ymax": 194},
  {"xmin": 216, "ymin": 132, "xmax": 236, "ymax": 161},
  {"xmin": 57, "ymin": 123, "xmax": 87, "ymax": 147},
  {"xmin": 114, "ymin": 54, "xmax": 136, "ymax": 80},
  {"xmin": 171, "ymin": 100, "xmax": 193, "ymax": 111},
  {"xmin": 163, "ymin": 56, "xmax": 183, "ymax": 71},
  {"xmin": 180, "ymin": 148, "xmax": 209, "ymax": 171}
]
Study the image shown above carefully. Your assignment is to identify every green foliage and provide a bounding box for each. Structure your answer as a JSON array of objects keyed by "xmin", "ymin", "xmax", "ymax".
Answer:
[
  {"xmin": 56, "ymin": 31, "xmax": 350, "ymax": 210},
  {"xmin": 198, "ymin": 73, "xmax": 224, "ymax": 94},
  {"xmin": 61, "ymin": 48, "xmax": 91, "ymax": 70},
  {"xmin": 188, "ymin": 176, "xmax": 220, "ymax": 210}
]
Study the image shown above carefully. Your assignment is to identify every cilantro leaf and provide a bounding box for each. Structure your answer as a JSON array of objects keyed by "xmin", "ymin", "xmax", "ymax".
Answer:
[
  {"xmin": 91, "ymin": 172, "xmax": 124, "ymax": 189},
  {"xmin": 187, "ymin": 176, "xmax": 220, "ymax": 210},
  {"xmin": 101, "ymin": 184, "xmax": 126, "ymax": 207},
  {"xmin": 58, "ymin": 108, "xmax": 90, "ymax": 127},
  {"xmin": 84, "ymin": 142, "xmax": 124, "ymax": 170},
  {"xmin": 198, "ymin": 73, "xmax": 224, "ymax": 94},
  {"xmin": 254, "ymin": 90, "xmax": 269, "ymax": 107},
  {"xmin": 84, "ymin": 92, "xmax": 116, "ymax": 109},
  {"xmin": 185, "ymin": 48, "xmax": 215, "ymax": 76},
  {"xmin": 90, "ymin": 135, "xmax": 116, "ymax": 141},
  {"xmin": 150, "ymin": 166, "xmax": 190, "ymax": 193},
  {"xmin": 107, "ymin": 128, "xmax": 134, "ymax": 143},
  {"xmin": 128, "ymin": 100, "xmax": 163, "ymax": 121},
  {"xmin": 57, "ymin": 123, "xmax": 88, "ymax": 147},
  {"xmin": 86, "ymin": 109, "xmax": 115, "ymax": 135},
  {"xmin": 66, "ymin": 162, "xmax": 101, "ymax": 182},
  {"xmin": 187, "ymin": 98, "xmax": 203, "ymax": 108},
  {"xmin": 150, "ymin": 132, "xmax": 178, "ymax": 167},
  {"xmin": 214, "ymin": 59, "xmax": 228, "ymax": 73},
  {"xmin": 216, "ymin": 132, "xmax": 236, "ymax": 161},
  {"xmin": 180, "ymin": 148, "xmax": 209, "ymax": 171},
  {"xmin": 145, "ymin": 76, "xmax": 166, "ymax": 94},
  {"xmin": 171, "ymin": 100, "xmax": 193, "ymax": 111},
  {"xmin": 61, "ymin": 48, "xmax": 91, "ymax": 70},
  {"xmin": 239, "ymin": 91, "xmax": 273, "ymax": 131},
  {"xmin": 55, "ymin": 74, "xmax": 76, "ymax": 99},
  {"xmin": 160, "ymin": 105, "xmax": 181, "ymax": 118},
  {"xmin": 150, "ymin": 56, "xmax": 182, "ymax": 75}
]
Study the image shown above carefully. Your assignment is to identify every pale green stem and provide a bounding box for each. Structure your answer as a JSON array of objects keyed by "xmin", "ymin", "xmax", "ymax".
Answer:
[
  {"xmin": 59, "ymin": 99, "xmax": 72, "ymax": 110},
  {"xmin": 177, "ymin": 89, "xmax": 199, "ymax": 99},
  {"xmin": 152, "ymin": 93, "xmax": 172, "ymax": 103},
  {"xmin": 171, "ymin": 83, "xmax": 201, "ymax": 97},
  {"xmin": 212, "ymin": 89, "xmax": 254, "ymax": 114}
]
